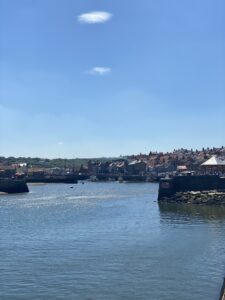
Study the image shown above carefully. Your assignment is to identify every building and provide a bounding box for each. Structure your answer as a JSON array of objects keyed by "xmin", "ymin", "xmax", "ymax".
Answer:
[
  {"xmin": 201, "ymin": 156, "xmax": 225, "ymax": 173},
  {"xmin": 0, "ymin": 165, "xmax": 16, "ymax": 178},
  {"xmin": 177, "ymin": 165, "xmax": 187, "ymax": 173},
  {"xmin": 108, "ymin": 161, "xmax": 127, "ymax": 174},
  {"xmin": 127, "ymin": 160, "xmax": 147, "ymax": 175}
]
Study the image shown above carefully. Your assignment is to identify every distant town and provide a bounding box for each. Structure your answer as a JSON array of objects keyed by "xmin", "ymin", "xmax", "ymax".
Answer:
[{"xmin": 0, "ymin": 146, "xmax": 225, "ymax": 182}]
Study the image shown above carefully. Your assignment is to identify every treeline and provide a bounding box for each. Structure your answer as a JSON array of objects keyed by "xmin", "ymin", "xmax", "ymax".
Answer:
[
  {"xmin": 0, "ymin": 156, "xmax": 115, "ymax": 169},
  {"xmin": 0, "ymin": 157, "xmax": 88, "ymax": 169}
]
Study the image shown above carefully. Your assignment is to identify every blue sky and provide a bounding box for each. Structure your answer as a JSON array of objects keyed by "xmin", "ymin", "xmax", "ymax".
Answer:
[{"xmin": 1, "ymin": 0, "xmax": 225, "ymax": 158}]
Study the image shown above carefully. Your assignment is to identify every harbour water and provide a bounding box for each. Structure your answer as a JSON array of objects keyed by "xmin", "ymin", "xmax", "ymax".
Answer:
[{"xmin": 0, "ymin": 182, "xmax": 225, "ymax": 300}]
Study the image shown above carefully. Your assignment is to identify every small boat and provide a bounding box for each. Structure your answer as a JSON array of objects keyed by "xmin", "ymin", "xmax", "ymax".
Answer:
[
  {"xmin": 108, "ymin": 177, "xmax": 116, "ymax": 181},
  {"xmin": 118, "ymin": 176, "xmax": 123, "ymax": 183},
  {"xmin": 89, "ymin": 175, "xmax": 98, "ymax": 182}
]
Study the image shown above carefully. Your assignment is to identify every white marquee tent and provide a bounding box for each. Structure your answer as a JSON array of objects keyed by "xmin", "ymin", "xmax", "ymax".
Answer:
[{"xmin": 201, "ymin": 156, "xmax": 225, "ymax": 166}]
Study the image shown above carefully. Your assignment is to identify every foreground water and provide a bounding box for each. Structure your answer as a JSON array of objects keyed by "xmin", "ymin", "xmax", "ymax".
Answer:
[{"xmin": 0, "ymin": 182, "xmax": 225, "ymax": 300}]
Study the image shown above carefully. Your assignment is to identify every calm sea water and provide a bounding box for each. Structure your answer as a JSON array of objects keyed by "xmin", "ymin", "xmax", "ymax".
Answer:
[{"xmin": 0, "ymin": 182, "xmax": 225, "ymax": 300}]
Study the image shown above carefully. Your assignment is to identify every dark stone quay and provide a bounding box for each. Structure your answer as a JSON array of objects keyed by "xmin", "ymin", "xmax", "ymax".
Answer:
[{"xmin": 158, "ymin": 175, "xmax": 225, "ymax": 205}]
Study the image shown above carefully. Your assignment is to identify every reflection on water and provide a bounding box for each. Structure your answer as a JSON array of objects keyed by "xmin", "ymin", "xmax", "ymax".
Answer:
[
  {"xmin": 159, "ymin": 202, "xmax": 225, "ymax": 221},
  {"xmin": 0, "ymin": 182, "xmax": 225, "ymax": 300}
]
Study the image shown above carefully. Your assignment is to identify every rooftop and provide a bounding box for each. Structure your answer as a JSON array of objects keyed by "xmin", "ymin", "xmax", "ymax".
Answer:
[{"xmin": 201, "ymin": 156, "xmax": 225, "ymax": 166}]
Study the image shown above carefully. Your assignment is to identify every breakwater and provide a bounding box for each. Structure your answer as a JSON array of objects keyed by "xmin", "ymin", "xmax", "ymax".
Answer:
[
  {"xmin": 0, "ymin": 179, "xmax": 29, "ymax": 194},
  {"xmin": 158, "ymin": 175, "xmax": 225, "ymax": 205}
]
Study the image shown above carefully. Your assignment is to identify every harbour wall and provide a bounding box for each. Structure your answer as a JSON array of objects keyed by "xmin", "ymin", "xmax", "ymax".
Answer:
[
  {"xmin": 158, "ymin": 175, "xmax": 225, "ymax": 204},
  {"xmin": 0, "ymin": 179, "xmax": 29, "ymax": 194},
  {"xmin": 88, "ymin": 174, "xmax": 156, "ymax": 182},
  {"xmin": 26, "ymin": 175, "xmax": 78, "ymax": 184}
]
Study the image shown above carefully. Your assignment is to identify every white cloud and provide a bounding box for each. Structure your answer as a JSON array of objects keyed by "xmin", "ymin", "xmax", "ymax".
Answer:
[
  {"xmin": 78, "ymin": 11, "xmax": 112, "ymax": 24},
  {"xmin": 86, "ymin": 67, "xmax": 111, "ymax": 76}
]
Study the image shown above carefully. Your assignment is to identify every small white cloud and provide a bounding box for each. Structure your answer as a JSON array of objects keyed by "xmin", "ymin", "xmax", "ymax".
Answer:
[
  {"xmin": 78, "ymin": 11, "xmax": 112, "ymax": 24},
  {"xmin": 57, "ymin": 142, "xmax": 63, "ymax": 145},
  {"xmin": 86, "ymin": 67, "xmax": 111, "ymax": 76}
]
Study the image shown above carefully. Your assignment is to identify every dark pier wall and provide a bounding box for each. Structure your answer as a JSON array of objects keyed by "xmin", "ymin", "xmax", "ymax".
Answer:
[
  {"xmin": 26, "ymin": 176, "xmax": 78, "ymax": 184},
  {"xmin": 95, "ymin": 174, "xmax": 149, "ymax": 182},
  {"xmin": 0, "ymin": 179, "xmax": 29, "ymax": 194},
  {"xmin": 158, "ymin": 175, "xmax": 225, "ymax": 200}
]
